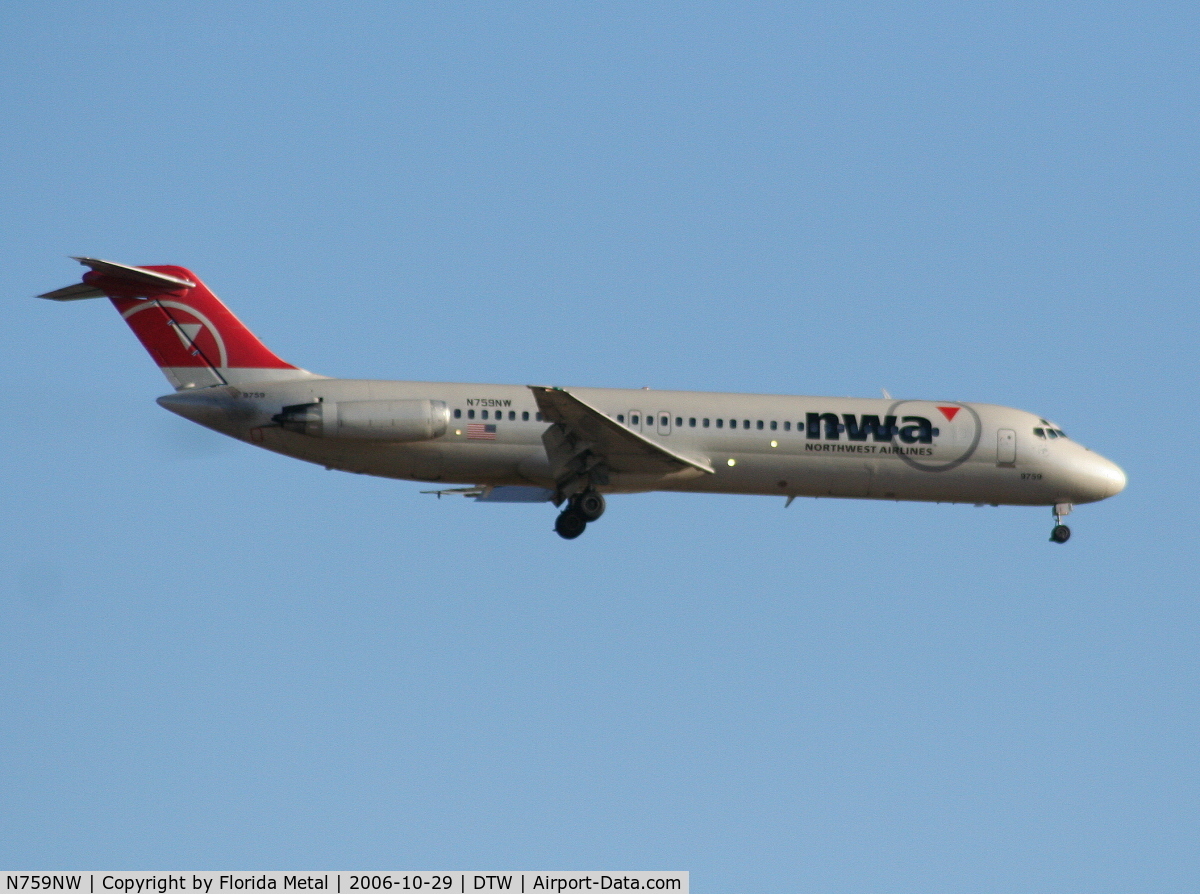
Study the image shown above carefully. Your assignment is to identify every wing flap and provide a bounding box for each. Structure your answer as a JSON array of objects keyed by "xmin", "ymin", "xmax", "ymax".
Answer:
[{"xmin": 422, "ymin": 485, "xmax": 554, "ymax": 503}]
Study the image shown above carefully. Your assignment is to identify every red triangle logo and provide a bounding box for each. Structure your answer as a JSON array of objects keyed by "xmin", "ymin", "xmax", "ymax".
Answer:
[{"xmin": 937, "ymin": 406, "xmax": 960, "ymax": 421}]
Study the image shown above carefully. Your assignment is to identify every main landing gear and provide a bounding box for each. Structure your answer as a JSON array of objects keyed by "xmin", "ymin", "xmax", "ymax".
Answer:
[
  {"xmin": 554, "ymin": 489, "xmax": 606, "ymax": 540},
  {"xmin": 1050, "ymin": 502, "xmax": 1073, "ymax": 544}
]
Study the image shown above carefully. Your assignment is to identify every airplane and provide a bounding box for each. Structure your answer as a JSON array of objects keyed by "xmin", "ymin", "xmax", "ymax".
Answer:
[{"xmin": 40, "ymin": 257, "xmax": 1126, "ymax": 542}]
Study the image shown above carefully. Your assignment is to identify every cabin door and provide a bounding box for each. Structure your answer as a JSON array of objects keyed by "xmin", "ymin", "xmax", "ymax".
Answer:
[{"xmin": 997, "ymin": 429, "xmax": 1016, "ymax": 465}]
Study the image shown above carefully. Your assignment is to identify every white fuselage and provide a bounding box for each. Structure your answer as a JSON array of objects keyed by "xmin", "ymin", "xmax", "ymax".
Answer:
[
  {"xmin": 158, "ymin": 378, "xmax": 1127, "ymax": 509},
  {"xmin": 39, "ymin": 257, "xmax": 1125, "ymax": 539}
]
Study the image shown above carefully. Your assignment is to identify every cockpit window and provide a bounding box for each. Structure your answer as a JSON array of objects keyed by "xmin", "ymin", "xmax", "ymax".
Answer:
[
  {"xmin": 1034, "ymin": 427, "xmax": 1046, "ymax": 439},
  {"xmin": 1037, "ymin": 418, "xmax": 1070, "ymax": 439}
]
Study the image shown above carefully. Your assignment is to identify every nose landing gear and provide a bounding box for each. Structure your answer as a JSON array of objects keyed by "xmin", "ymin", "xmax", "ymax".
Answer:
[
  {"xmin": 1049, "ymin": 502, "xmax": 1073, "ymax": 544},
  {"xmin": 554, "ymin": 489, "xmax": 606, "ymax": 539}
]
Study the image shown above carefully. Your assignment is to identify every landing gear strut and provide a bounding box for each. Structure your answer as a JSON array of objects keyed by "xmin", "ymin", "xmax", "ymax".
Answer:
[
  {"xmin": 1050, "ymin": 502, "xmax": 1073, "ymax": 544},
  {"xmin": 554, "ymin": 489, "xmax": 606, "ymax": 539}
]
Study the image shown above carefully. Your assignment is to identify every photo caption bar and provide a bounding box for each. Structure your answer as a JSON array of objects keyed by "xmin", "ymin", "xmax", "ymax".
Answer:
[{"xmin": 0, "ymin": 873, "xmax": 687, "ymax": 894}]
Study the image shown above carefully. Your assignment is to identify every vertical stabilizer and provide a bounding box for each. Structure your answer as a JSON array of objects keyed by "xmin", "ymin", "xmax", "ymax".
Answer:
[{"xmin": 40, "ymin": 258, "xmax": 319, "ymax": 389}]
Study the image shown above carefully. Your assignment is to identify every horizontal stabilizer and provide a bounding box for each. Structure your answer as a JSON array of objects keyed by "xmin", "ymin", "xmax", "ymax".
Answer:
[
  {"xmin": 38, "ymin": 282, "xmax": 107, "ymax": 301},
  {"xmin": 77, "ymin": 257, "xmax": 196, "ymax": 289},
  {"xmin": 39, "ymin": 257, "xmax": 197, "ymax": 301}
]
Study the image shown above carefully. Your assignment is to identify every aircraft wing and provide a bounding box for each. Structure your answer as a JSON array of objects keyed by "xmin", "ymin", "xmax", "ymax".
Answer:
[{"xmin": 529, "ymin": 386, "xmax": 714, "ymax": 476}]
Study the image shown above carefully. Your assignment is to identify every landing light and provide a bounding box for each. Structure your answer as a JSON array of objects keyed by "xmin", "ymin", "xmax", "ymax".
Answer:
[
  {"xmin": 727, "ymin": 458, "xmax": 736, "ymax": 467},
  {"xmin": 770, "ymin": 440, "xmax": 778, "ymax": 448}
]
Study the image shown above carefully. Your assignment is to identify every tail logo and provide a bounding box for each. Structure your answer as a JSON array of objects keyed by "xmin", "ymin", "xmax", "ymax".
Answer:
[
  {"xmin": 121, "ymin": 300, "xmax": 229, "ymax": 368},
  {"xmin": 172, "ymin": 322, "xmax": 204, "ymax": 353}
]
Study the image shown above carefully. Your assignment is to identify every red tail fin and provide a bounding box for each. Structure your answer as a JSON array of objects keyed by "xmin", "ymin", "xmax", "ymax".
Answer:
[{"xmin": 41, "ymin": 258, "xmax": 313, "ymax": 389}]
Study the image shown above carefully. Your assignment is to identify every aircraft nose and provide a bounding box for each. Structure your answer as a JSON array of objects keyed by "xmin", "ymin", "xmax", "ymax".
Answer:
[
  {"xmin": 1082, "ymin": 453, "xmax": 1127, "ymax": 501},
  {"xmin": 1056, "ymin": 446, "xmax": 1126, "ymax": 503},
  {"xmin": 1098, "ymin": 456, "xmax": 1127, "ymax": 498}
]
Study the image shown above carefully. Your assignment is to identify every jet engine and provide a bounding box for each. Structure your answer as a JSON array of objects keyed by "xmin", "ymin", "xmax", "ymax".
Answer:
[{"xmin": 273, "ymin": 399, "xmax": 449, "ymax": 441}]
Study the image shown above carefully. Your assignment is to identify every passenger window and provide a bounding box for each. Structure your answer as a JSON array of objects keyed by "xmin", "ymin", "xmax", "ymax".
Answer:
[
  {"xmin": 454, "ymin": 409, "xmax": 462, "ymax": 419},
  {"xmin": 536, "ymin": 412, "xmax": 543, "ymax": 421},
  {"xmin": 482, "ymin": 410, "xmax": 488, "ymax": 420},
  {"xmin": 689, "ymin": 418, "xmax": 696, "ymax": 427},
  {"xmin": 784, "ymin": 421, "xmax": 791, "ymax": 431},
  {"xmin": 618, "ymin": 414, "xmax": 625, "ymax": 423},
  {"xmin": 716, "ymin": 419, "xmax": 724, "ymax": 428},
  {"xmin": 744, "ymin": 420, "xmax": 751, "ymax": 430},
  {"xmin": 756, "ymin": 420, "xmax": 764, "ymax": 430},
  {"xmin": 703, "ymin": 418, "xmax": 710, "ymax": 427},
  {"xmin": 676, "ymin": 417, "xmax": 683, "ymax": 427},
  {"xmin": 770, "ymin": 421, "xmax": 777, "ymax": 430},
  {"xmin": 468, "ymin": 409, "xmax": 475, "ymax": 419},
  {"xmin": 632, "ymin": 414, "xmax": 640, "ymax": 426},
  {"xmin": 522, "ymin": 411, "xmax": 529, "ymax": 421}
]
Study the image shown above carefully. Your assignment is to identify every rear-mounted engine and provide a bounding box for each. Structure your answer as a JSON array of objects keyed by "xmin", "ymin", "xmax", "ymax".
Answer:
[{"xmin": 273, "ymin": 399, "xmax": 449, "ymax": 441}]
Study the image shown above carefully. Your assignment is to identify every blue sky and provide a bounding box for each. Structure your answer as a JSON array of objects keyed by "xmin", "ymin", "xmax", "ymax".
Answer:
[{"xmin": 2, "ymin": 2, "xmax": 1197, "ymax": 889}]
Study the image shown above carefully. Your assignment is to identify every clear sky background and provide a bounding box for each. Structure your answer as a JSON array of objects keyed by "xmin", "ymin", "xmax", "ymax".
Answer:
[{"xmin": 2, "ymin": 2, "xmax": 1197, "ymax": 890}]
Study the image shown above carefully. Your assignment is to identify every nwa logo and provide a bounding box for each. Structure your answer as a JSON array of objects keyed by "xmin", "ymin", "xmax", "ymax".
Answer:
[
  {"xmin": 805, "ymin": 402, "xmax": 982, "ymax": 472},
  {"xmin": 806, "ymin": 412, "xmax": 936, "ymax": 444}
]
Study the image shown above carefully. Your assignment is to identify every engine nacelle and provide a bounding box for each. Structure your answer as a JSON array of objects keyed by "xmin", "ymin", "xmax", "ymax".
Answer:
[{"xmin": 273, "ymin": 399, "xmax": 449, "ymax": 441}]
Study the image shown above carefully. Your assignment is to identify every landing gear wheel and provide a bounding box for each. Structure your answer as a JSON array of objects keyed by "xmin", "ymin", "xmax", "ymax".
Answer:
[
  {"xmin": 555, "ymin": 509, "xmax": 588, "ymax": 540},
  {"xmin": 576, "ymin": 490, "xmax": 606, "ymax": 522},
  {"xmin": 1050, "ymin": 524, "xmax": 1071, "ymax": 544}
]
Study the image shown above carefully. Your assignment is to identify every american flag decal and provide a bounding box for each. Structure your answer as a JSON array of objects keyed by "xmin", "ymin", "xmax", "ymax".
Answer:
[{"xmin": 467, "ymin": 423, "xmax": 498, "ymax": 440}]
